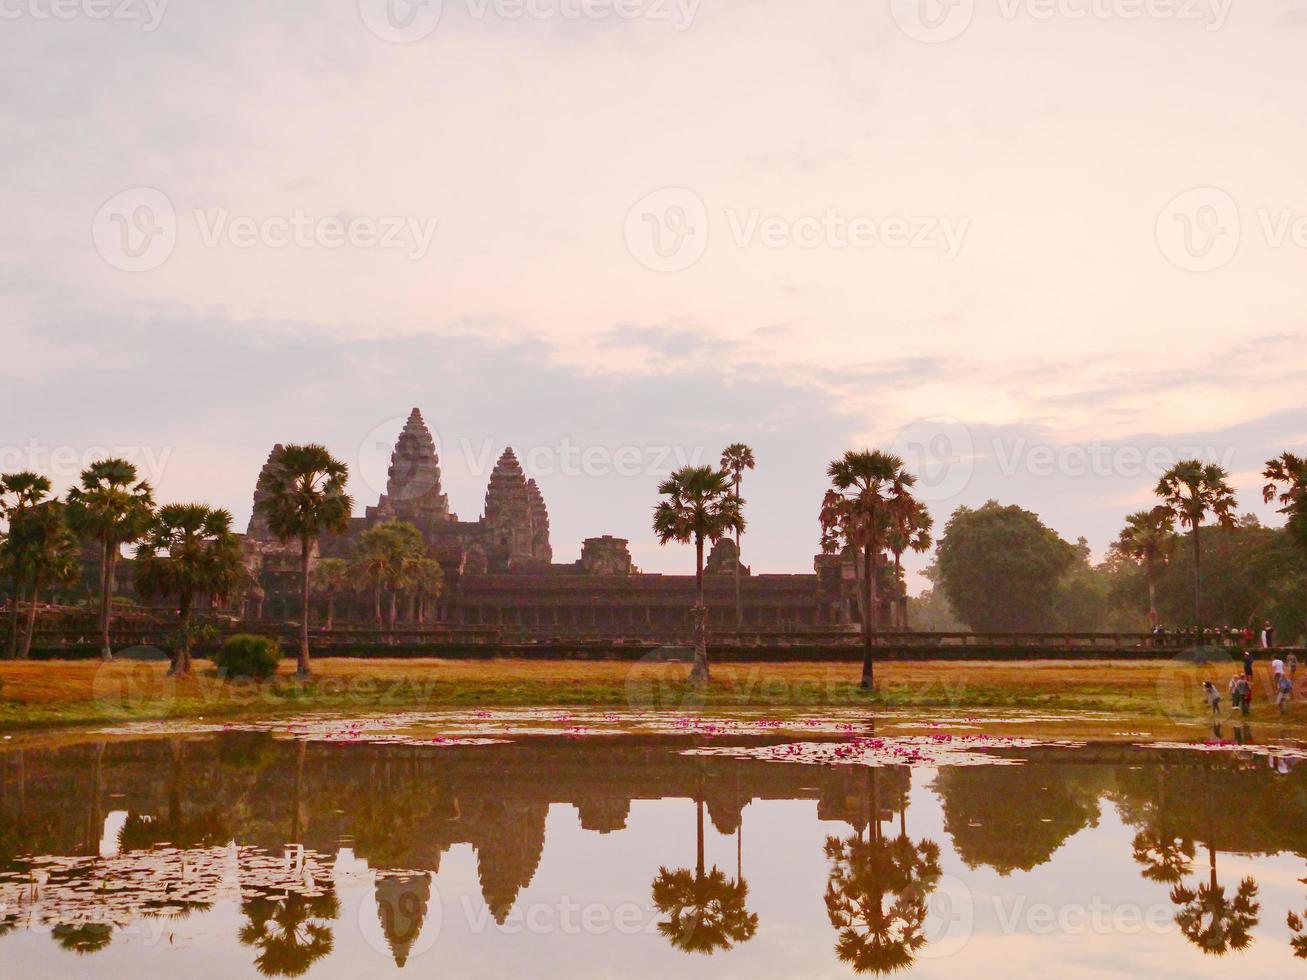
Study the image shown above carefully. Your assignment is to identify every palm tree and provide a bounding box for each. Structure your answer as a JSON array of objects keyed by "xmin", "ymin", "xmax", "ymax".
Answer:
[
  {"xmin": 720, "ymin": 444, "xmax": 756, "ymax": 629},
  {"xmin": 1264, "ymin": 452, "xmax": 1307, "ymax": 633},
  {"xmin": 886, "ymin": 491, "xmax": 932, "ymax": 631},
  {"xmin": 239, "ymin": 891, "xmax": 339, "ymax": 977},
  {"xmin": 410, "ymin": 557, "xmax": 444, "ymax": 625},
  {"xmin": 1289, "ymin": 901, "xmax": 1307, "ymax": 958},
  {"xmin": 66, "ymin": 459, "xmax": 155, "ymax": 661},
  {"xmin": 653, "ymin": 466, "xmax": 745, "ymax": 683},
  {"xmin": 350, "ymin": 521, "xmax": 424, "ymax": 631},
  {"xmin": 650, "ymin": 798, "xmax": 758, "ymax": 954},
  {"xmin": 5, "ymin": 500, "xmax": 80, "ymax": 659},
  {"xmin": 1, "ymin": 471, "xmax": 53, "ymax": 658},
  {"xmin": 821, "ymin": 451, "xmax": 913, "ymax": 689},
  {"xmin": 1155, "ymin": 461, "xmax": 1237, "ymax": 634},
  {"xmin": 134, "ymin": 504, "xmax": 246, "ymax": 676},
  {"xmin": 254, "ymin": 445, "xmax": 353, "ymax": 676},
  {"xmin": 1113, "ymin": 509, "xmax": 1177, "ymax": 628},
  {"xmin": 310, "ymin": 558, "xmax": 350, "ymax": 631},
  {"xmin": 1169, "ymin": 847, "xmax": 1260, "ymax": 956}
]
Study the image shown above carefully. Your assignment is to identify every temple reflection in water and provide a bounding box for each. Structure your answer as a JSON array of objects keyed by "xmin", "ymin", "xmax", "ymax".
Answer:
[{"xmin": 1, "ymin": 735, "xmax": 1306, "ymax": 976}]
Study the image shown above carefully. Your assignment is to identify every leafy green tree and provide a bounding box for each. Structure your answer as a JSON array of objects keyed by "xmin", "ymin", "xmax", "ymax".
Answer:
[
  {"xmin": 651, "ymin": 798, "xmax": 757, "ymax": 954},
  {"xmin": 254, "ymin": 445, "xmax": 353, "ymax": 676},
  {"xmin": 5, "ymin": 500, "xmax": 80, "ymax": 659},
  {"xmin": 1, "ymin": 472, "xmax": 54, "ymax": 658},
  {"xmin": 350, "ymin": 521, "xmax": 424, "ymax": 630},
  {"xmin": 820, "ymin": 451, "xmax": 915, "ymax": 689},
  {"xmin": 653, "ymin": 466, "xmax": 744, "ymax": 683},
  {"xmin": 135, "ymin": 504, "xmax": 246, "ymax": 676},
  {"xmin": 1264, "ymin": 452, "xmax": 1307, "ymax": 634},
  {"xmin": 720, "ymin": 443, "xmax": 755, "ymax": 629},
  {"xmin": 1113, "ymin": 509, "xmax": 1177, "ymax": 628},
  {"xmin": 1152, "ymin": 517, "xmax": 1294, "ymax": 630},
  {"xmin": 935, "ymin": 501, "xmax": 1077, "ymax": 632},
  {"xmin": 310, "ymin": 557, "xmax": 350, "ymax": 630},
  {"xmin": 1155, "ymin": 460, "xmax": 1238, "ymax": 632},
  {"xmin": 66, "ymin": 459, "xmax": 155, "ymax": 661}
]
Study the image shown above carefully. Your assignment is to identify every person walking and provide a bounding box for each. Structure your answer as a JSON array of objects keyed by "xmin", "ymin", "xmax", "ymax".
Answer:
[
  {"xmin": 1277, "ymin": 673, "xmax": 1293, "ymax": 715},
  {"xmin": 1243, "ymin": 649, "xmax": 1255, "ymax": 680},
  {"xmin": 1273, "ymin": 655, "xmax": 1286, "ymax": 686},
  {"xmin": 1203, "ymin": 680, "xmax": 1222, "ymax": 718},
  {"xmin": 1234, "ymin": 674, "xmax": 1253, "ymax": 717}
]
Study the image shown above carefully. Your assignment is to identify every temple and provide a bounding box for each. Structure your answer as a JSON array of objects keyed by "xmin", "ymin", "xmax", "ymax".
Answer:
[{"xmin": 241, "ymin": 408, "xmax": 856, "ymax": 637}]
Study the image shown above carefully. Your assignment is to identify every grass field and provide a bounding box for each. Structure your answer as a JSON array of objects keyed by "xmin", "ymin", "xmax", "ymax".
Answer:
[{"xmin": 0, "ymin": 656, "xmax": 1302, "ymax": 733}]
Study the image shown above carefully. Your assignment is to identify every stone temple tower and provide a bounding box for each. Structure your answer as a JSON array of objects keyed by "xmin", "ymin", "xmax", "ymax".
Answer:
[
  {"xmin": 372, "ymin": 408, "xmax": 455, "ymax": 527},
  {"xmin": 484, "ymin": 448, "xmax": 551, "ymax": 568},
  {"xmin": 246, "ymin": 444, "xmax": 286, "ymax": 539},
  {"xmin": 526, "ymin": 479, "xmax": 552, "ymax": 564}
]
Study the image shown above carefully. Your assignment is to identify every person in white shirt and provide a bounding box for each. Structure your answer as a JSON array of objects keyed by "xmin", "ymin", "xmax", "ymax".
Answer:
[{"xmin": 1272, "ymin": 657, "xmax": 1286, "ymax": 682}]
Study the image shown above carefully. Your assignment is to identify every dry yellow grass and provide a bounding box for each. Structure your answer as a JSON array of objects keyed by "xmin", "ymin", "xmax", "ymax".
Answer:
[{"xmin": 0, "ymin": 656, "xmax": 1297, "ymax": 732}]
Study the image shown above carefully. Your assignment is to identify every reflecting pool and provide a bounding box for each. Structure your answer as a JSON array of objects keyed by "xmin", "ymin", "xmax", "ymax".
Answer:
[{"xmin": 2, "ymin": 721, "xmax": 1306, "ymax": 977}]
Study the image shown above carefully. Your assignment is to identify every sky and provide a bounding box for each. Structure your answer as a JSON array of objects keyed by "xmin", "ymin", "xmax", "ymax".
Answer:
[{"xmin": 2, "ymin": 0, "xmax": 1305, "ymax": 587}]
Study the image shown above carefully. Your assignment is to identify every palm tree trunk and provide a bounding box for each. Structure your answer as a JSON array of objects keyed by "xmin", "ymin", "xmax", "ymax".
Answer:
[
  {"xmin": 860, "ymin": 542, "xmax": 875, "ymax": 690},
  {"xmin": 1147, "ymin": 562, "xmax": 1159, "ymax": 628},
  {"xmin": 20, "ymin": 569, "xmax": 42, "ymax": 660},
  {"xmin": 692, "ymin": 533, "xmax": 708, "ymax": 683},
  {"xmin": 7, "ymin": 579, "xmax": 20, "ymax": 660},
  {"xmin": 325, "ymin": 595, "xmax": 334, "ymax": 632},
  {"xmin": 1192, "ymin": 524, "xmax": 1202, "ymax": 635},
  {"xmin": 388, "ymin": 590, "xmax": 398, "ymax": 631},
  {"xmin": 99, "ymin": 539, "xmax": 114, "ymax": 661},
  {"xmin": 297, "ymin": 537, "xmax": 312, "ymax": 676},
  {"xmin": 733, "ymin": 475, "xmax": 743, "ymax": 631},
  {"xmin": 174, "ymin": 592, "xmax": 192, "ymax": 677},
  {"xmin": 695, "ymin": 798, "xmax": 706, "ymax": 879},
  {"xmin": 893, "ymin": 551, "xmax": 905, "ymax": 630}
]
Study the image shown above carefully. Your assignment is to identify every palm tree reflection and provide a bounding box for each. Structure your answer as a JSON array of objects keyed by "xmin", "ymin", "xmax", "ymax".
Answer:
[
  {"xmin": 239, "ymin": 890, "xmax": 340, "ymax": 978},
  {"xmin": 1168, "ymin": 844, "xmax": 1259, "ymax": 956},
  {"xmin": 824, "ymin": 769, "xmax": 942, "ymax": 974},
  {"xmin": 650, "ymin": 797, "xmax": 758, "ymax": 954}
]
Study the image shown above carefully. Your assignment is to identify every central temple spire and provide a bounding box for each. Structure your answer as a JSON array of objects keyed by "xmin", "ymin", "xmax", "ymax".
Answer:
[{"xmin": 375, "ymin": 408, "xmax": 454, "ymax": 524}]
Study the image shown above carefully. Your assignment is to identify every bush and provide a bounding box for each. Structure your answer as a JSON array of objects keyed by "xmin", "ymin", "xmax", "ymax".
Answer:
[{"xmin": 214, "ymin": 634, "xmax": 281, "ymax": 681}]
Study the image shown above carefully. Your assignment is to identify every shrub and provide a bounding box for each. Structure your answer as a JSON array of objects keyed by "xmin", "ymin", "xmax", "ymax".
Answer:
[{"xmin": 214, "ymin": 634, "xmax": 281, "ymax": 681}]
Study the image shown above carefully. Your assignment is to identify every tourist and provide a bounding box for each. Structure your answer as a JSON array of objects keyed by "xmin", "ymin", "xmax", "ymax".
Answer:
[
  {"xmin": 1261, "ymin": 620, "xmax": 1276, "ymax": 648},
  {"xmin": 1289, "ymin": 651, "xmax": 1299, "ymax": 687},
  {"xmin": 1202, "ymin": 681, "xmax": 1222, "ymax": 717},
  {"xmin": 1243, "ymin": 649, "xmax": 1255, "ymax": 680},
  {"xmin": 1228, "ymin": 672, "xmax": 1245, "ymax": 714},
  {"xmin": 1277, "ymin": 673, "xmax": 1293, "ymax": 715},
  {"xmin": 1233, "ymin": 674, "xmax": 1253, "ymax": 717},
  {"xmin": 1272, "ymin": 654, "xmax": 1286, "ymax": 684}
]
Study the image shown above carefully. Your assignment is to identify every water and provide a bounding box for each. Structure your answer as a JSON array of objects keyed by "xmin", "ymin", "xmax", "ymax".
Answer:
[{"xmin": 1, "ymin": 727, "xmax": 1305, "ymax": 977}]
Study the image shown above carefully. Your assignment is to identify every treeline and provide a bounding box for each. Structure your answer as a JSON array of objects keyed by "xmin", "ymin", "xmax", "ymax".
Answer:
[{"xmin": 917, "ymin": 501, "xmax": 1305, "ymax": 640}]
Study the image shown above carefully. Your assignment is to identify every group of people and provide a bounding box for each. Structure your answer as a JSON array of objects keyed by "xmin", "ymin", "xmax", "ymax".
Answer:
[
  {"xmin": 1154, "ymin": 621, "xmax": 1277, "ymax": 648},
  {"xmin": 1203, "ymin": 649, "xmax": 1299, "ymax": 718}
]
